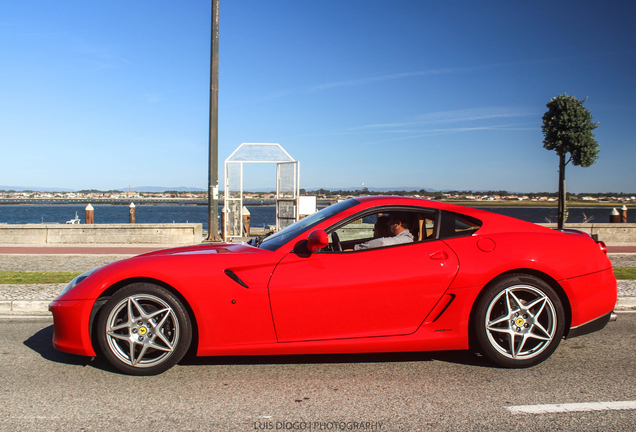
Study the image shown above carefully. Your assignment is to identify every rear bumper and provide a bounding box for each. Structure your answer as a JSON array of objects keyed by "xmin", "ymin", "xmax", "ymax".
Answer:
[
  {"xmin": 567, "ymin": 311, "xmax": 616, "ymax": 339},
  {"xmin": 49, "ymin": 299, "xmax": 96, "ymax": 357},
  {"xmin": 561, "ymin": 267, "xmax": 617, "ymax": 330}
]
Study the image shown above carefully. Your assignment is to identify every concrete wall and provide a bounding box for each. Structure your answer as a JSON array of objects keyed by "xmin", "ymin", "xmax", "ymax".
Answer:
[
  {"xmin": 538, "ymin": 223, "xmax": 636, "ymax": 246},
  {"xmin": 0, "ymin": 224, "xmax": 203, "ymax": 245},
  {"xmin": 0, "ymin": 222, "xmax": 634, "ymax": 246}
]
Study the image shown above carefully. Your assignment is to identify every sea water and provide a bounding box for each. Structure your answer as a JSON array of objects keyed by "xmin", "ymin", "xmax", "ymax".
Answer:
[{"xmin": 0, "ymin": 204, "xmax": 632, "ymax": 231}]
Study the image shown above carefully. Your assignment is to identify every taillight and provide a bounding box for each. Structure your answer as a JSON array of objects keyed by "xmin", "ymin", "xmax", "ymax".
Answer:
[{"xmin": 597, "ymin": 241, "xmax": 608, "ymax": 255}]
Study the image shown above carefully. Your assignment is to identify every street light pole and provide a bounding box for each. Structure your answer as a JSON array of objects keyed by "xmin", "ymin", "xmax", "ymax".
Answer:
[{"xmin": 206, "ymin": 0, "xmax": 221, "ymax": 241}]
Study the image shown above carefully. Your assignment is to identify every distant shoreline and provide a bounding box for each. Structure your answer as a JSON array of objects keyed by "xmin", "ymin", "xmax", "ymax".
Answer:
[
  {"xmin": 449, "ymin": 200, "xmax": 633, "ymax": 208},
  {"xmin": 0, "ymin": 198, "xmax": 632, "ymax": 208}
]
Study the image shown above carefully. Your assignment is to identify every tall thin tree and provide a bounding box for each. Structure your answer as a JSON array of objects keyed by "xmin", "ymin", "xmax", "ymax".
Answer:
[{"xmin": 542, "ymin": 94, "xmax": 600, "ymax": 228}]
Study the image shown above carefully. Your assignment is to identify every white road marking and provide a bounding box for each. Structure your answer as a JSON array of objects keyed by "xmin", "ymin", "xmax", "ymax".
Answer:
[{"xmin": 507, "ymin": 401, "xmax": 636, "ymax": 414}]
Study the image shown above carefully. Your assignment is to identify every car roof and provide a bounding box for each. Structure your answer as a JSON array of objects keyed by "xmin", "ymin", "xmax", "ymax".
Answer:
[{"xmin": 354, "ymin": 195, "xmax": 444, "ymax": 207}]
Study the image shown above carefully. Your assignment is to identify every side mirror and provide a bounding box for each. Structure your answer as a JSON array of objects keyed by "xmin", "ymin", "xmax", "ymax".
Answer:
[{"xmin": 307, "ymin": 229, "xmax": 329, "ymax": 252}]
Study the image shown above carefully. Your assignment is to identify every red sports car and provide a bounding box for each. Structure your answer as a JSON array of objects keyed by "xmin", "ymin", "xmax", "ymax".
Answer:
[{"xmin": 49, "ymin": 196, "xmax": 617, "ymax": 375}]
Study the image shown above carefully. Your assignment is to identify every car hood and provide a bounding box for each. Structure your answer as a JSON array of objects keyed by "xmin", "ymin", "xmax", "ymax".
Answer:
[
  {"xmin": 135, "ymin": 242, "xmax": 265, "ymax": 257},
  {"xmin": 58, "ymin": 242, "xmax": 277, "ymax": 301}
]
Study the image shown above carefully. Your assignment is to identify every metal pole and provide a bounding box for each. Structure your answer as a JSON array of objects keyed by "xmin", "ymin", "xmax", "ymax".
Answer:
[{"xmin": 206, "ymin": 0, "xmax": 221, "ymax": 241}]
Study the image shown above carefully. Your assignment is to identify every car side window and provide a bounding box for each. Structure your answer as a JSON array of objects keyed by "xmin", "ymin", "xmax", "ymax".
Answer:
[
  {"xmin": 325, "ymin": 209, "xmax": 437, "ymax": 252},
  {"xmin": 333, "ymin": 213, "xmax": 379, "ymax": 246},
  {"xmin": 439, "ymin": 211, "xmax": 482, "ymax": 239}
]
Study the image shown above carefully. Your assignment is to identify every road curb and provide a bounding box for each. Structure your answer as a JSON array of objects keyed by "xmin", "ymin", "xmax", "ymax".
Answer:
[
  {"xmin": 0, "ymin": 300, "xmax": 51, "ymax": 315},
  {"xmin": 2, "ymin": 298, "xmax": 636, "ymax": 316},
  {"xmin": 616, "ymin": 297, "xmax": 636, "ymax": 310}
]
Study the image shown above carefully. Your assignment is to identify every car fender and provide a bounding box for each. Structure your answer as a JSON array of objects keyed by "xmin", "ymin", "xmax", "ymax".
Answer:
[
  {"xmin": 57, "ymin": 247, "xmax": 283, "ymax": 353},
  {"xmin": 443, "ymin": 231, "xmax": 611, "ymax": 290}
]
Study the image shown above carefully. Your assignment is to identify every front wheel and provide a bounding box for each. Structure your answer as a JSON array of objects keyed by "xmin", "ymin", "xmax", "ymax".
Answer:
[
  {"xmin": 96, "ymin": 283, "xmax": 192, "ymax": 375},
  {"xmin": 473, "ymin": 274, "xmax": 565, "ymax": 368}
]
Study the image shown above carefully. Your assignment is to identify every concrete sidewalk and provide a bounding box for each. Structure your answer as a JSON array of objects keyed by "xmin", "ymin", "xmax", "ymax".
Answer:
[
  {"xmin": 1, "ymin": 243, "xmax": 635, "ymax": 315},
  {"xmin": 0, "ymin": 243, "xmax": 187, "ymax": 315},
  {"xmin": 2, "ymin": 244, "xmax": 634, "ymax": 255},
  {"xmin": 3, "ymin": 283, "xmax": 635, "ymax": 314},
  {"xmin": 0, "ymin": 244, "xmax": 191, "ymax": 255},
  {"xmin": 1, "ymin": 243, "xmax": 634, "ymax": 254}
]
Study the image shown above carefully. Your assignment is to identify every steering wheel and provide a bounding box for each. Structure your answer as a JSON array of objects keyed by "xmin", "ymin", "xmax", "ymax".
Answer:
[{"xmin": 331, "ymin": 232, "xmax": 342, "ymax": 252}]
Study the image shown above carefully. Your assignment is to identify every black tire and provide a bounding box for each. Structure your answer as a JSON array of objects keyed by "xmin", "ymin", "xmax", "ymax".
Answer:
[
  {"xmin": 96, "ymin": 283, "xmax": 192, "ymax": 376},
  {"xmin": 473, "ymin": 274, "xmax": 565, "ymax": 368}
]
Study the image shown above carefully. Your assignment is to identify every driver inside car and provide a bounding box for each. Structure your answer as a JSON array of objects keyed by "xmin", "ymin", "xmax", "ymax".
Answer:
[{"xmin": 353, "ymin": 211, "xmax": 414, "ymax": 250}]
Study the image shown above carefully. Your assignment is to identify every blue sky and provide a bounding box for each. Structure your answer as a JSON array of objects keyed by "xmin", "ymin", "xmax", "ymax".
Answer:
[{"xmin": 1, "ymin": 0, "xmax": 635, "ymax": 193}]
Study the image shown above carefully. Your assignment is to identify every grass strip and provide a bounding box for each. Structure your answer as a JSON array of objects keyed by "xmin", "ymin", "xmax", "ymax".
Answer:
[
  {"xmin": 0, "ymin": 268, "xmax": 635, "ymax": 284},
  {"xmin": 0, "ymin": 271, "xmax": 82, "ymax": 284},
  {"xmin": 614, "ymin": 267, "xmax": 636, "ymax": 280}
]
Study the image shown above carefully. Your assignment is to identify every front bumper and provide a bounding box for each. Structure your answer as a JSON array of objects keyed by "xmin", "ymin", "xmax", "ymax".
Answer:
[{"xmin": 49, "ymin": 299, "xmax": 97, "ymax": 357}]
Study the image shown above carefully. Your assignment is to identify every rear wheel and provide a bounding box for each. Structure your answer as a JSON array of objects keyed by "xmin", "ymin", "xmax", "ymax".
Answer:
[
  {"xmin": 96, "ymin": 283, "xmax": 192, "ymax": 375},
  {"xmin": 474, "ymin": 274, "xmax": 565, "ymax": 368}
]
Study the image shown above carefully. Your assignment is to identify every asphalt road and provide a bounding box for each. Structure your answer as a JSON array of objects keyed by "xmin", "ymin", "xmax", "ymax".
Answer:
[{"xmin": 2, "ymin": 314, "xmax": 635, "ymax": 431}]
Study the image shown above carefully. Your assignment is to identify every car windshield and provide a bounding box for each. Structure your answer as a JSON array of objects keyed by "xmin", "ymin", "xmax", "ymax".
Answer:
[{"xmin": 259, "ymin": 199, "xmax": 359, "ymax": 251}]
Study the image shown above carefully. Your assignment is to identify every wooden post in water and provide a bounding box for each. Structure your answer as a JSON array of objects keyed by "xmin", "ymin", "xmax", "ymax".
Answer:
[
  {"xmin": 85, "ymin": 204, "xmax": 94, "ymax": 224},
  {"xmin": 129, "ymin": 202, "xmax": 136, "ymax": 224},
  {"xmin": 621, "ymin": 205, "xmax": 628, "ymax": 223},
  {"xmin": 609, "ymin": 208, "xmax": 619, "ymax": 223}
]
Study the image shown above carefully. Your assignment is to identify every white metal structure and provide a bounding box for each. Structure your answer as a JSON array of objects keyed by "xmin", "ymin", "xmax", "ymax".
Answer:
[{"xmin": 223, "ymin": 143, "xmax": 300, "ymax": 241}]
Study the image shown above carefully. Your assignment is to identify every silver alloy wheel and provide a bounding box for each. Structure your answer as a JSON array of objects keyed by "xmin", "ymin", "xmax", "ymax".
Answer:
[
  {"xmin": 104, "ymin": 294, "xmax": 180, "ymax": 368},
  {"xmin": 484, "ymin": 284, "xmax": 557, "ymax": 360}
]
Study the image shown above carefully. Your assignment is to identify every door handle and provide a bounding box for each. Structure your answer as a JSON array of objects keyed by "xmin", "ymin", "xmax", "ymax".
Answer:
[{"xmin": 430, "ymin": 251, "xmax": 448, "ymax": 260}]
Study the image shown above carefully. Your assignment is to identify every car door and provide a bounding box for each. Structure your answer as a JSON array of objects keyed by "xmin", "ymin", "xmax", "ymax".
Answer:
[{"xmin": 268, "ymin": 240, "xmax": 459, "ymax": 342}]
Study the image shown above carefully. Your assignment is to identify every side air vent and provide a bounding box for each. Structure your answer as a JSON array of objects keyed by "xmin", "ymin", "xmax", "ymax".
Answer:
[{"xmin": 224, "ymin": 269, "xmax": 249, "ymax": 289}]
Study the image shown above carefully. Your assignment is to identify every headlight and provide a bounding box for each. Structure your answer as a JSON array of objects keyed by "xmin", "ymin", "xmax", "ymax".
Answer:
[{"xmin": 58, "ymin": 267, "xmax": 101, "ymax": 297}]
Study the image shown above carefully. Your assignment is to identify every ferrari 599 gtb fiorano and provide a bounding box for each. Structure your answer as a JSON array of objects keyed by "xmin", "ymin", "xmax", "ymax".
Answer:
[{"xmin": 50, "ymin": 197, "xmax": 617, "ymax": 375}]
